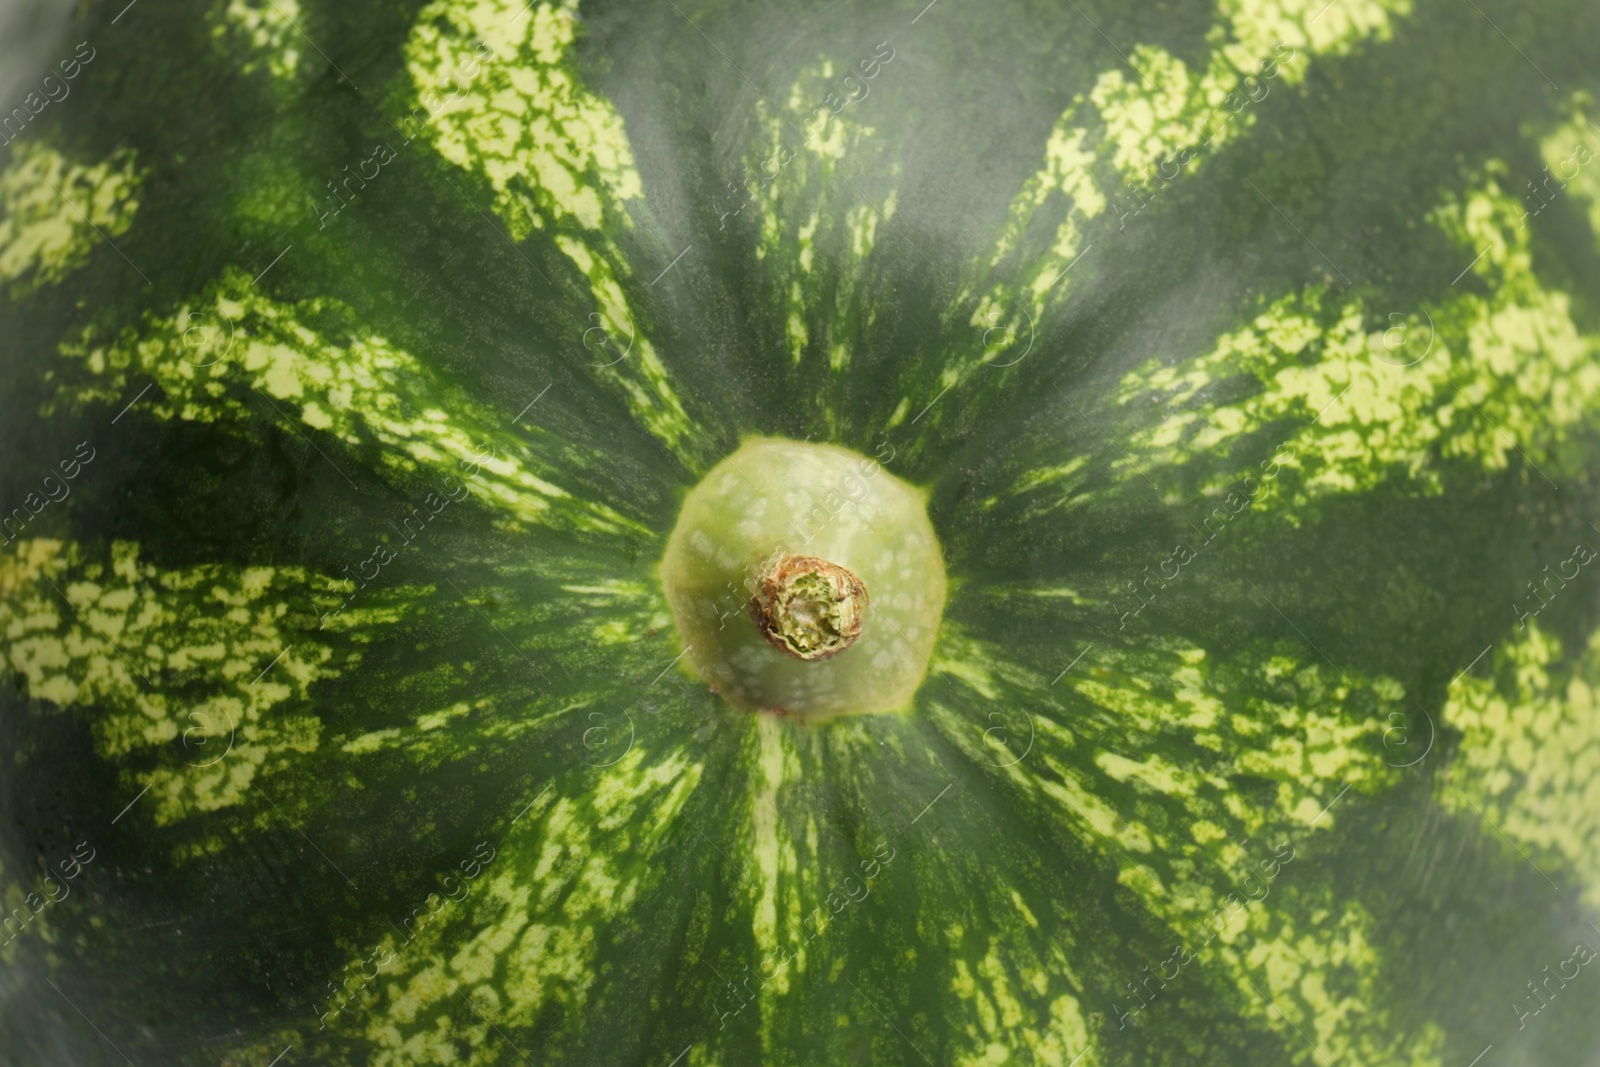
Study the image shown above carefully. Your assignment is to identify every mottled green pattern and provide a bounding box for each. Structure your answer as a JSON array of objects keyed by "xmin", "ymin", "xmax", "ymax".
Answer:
[
  {"xmin": 966, "ymin": 0, "xmax": 1411, "ymax": 344},
  {"xmin": 1441, "ymin": 621, "xmax": 1600, "ymax": 911},
  {"xmin": 405, "ymin": 0, "xmax": 638, "ymax": 239},
  {"xmin": 1108, "ymin": 171, "xmax": 1600, "ymax": 511},
  {"xmin": 346, "ymin": 747, "xmax": 702, "ymax": 1065},
  {"xmin": 0, "ymin": 539, "xmax": 335, "ymax": 826},
  {"xmin": 50, "ymin": 267, "xmax": 640, "ymax": 536},
  {"xmin": 745, "ymin": 61, "xmax": 897, "ymax": 379},
  {"xmin": 1222, "ymin": 0, "xmax": 1411, "ymax": 58},
  {"xmin": 0, "ymin": 141, "xmax": 141, "ymax": 293},
  {"xmin": 209, "ymin": 0, "xmax": 301, "ymax": 81},
  {"xmin": 1536, "ymin": 92, "xmax": 1600, "ymax": 240},
  {"xmin": 929, "ymin": 628, "xmax": 1423, "ymax": 1065},
  {"xmin": 403, "ymin": 0, "xmax": 696, "ymax": 460}
]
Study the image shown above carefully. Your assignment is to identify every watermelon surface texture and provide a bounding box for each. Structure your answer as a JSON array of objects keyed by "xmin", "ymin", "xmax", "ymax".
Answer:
[{"xmin": 3, "ymin": 0, "xmax": 1600, "ymax": 1064}]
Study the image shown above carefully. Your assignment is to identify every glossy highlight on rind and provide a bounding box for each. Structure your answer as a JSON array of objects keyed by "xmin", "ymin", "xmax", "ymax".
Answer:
[{"xmin": 660, "ymin": 438, "xmax": 945, "ymax": 718}]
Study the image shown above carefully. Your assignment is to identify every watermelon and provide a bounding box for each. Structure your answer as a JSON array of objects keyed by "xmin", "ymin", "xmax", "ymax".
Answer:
[{"xmin": 2, "ymin": 0, "xmax": 1599, "ymax": 1064}]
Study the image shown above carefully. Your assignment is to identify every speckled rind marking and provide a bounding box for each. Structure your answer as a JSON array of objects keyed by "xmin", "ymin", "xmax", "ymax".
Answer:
[
  {"xmin": 402, "ymin": 0, "xmax": 697, "ymax": 461},
  {"xmin": 209, "ymin": 0, "xmax": 301, "ymax": 81},
  {"xmin": 50, "ymin": 267, "xmax": 642, "ymax": 537},
  {"xmin": 0, "ymin": 540, "xmax": 339, "ymax": 827},
  {"xmin": 1534, "ymin": 91, "xmax": 1600, "ymax": 246},
  {"xmin": 334, "ymin": 747, "xmax": 703, "ymax": 1066},
  {"xmin": 930, "ymin": 624, "xmax": 1426, "ymax": 1066},
  {"xmin": 1440, "ymin": 620, "xmax": 1600, "ymax": 912},
  {"xmin": 745, "ymin": 60, "xmax": 899, "ymax": 382},
  {"xmin": 0, "ymin": 142, "xmax": 141, "ymax": 294},
  {"xmin": 1104, "ymin": 169, "xmax": 1600, "ymax": 514},
  {"xmin": 961, "ymin": 0, "xmax": 1414, "ymax": 362}
]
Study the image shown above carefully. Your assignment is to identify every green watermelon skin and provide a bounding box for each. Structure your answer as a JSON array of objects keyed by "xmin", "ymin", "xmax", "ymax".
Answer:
[{"xmin": 1, "ymin": 0, "xmax": 1599, "ymax": 1065}]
